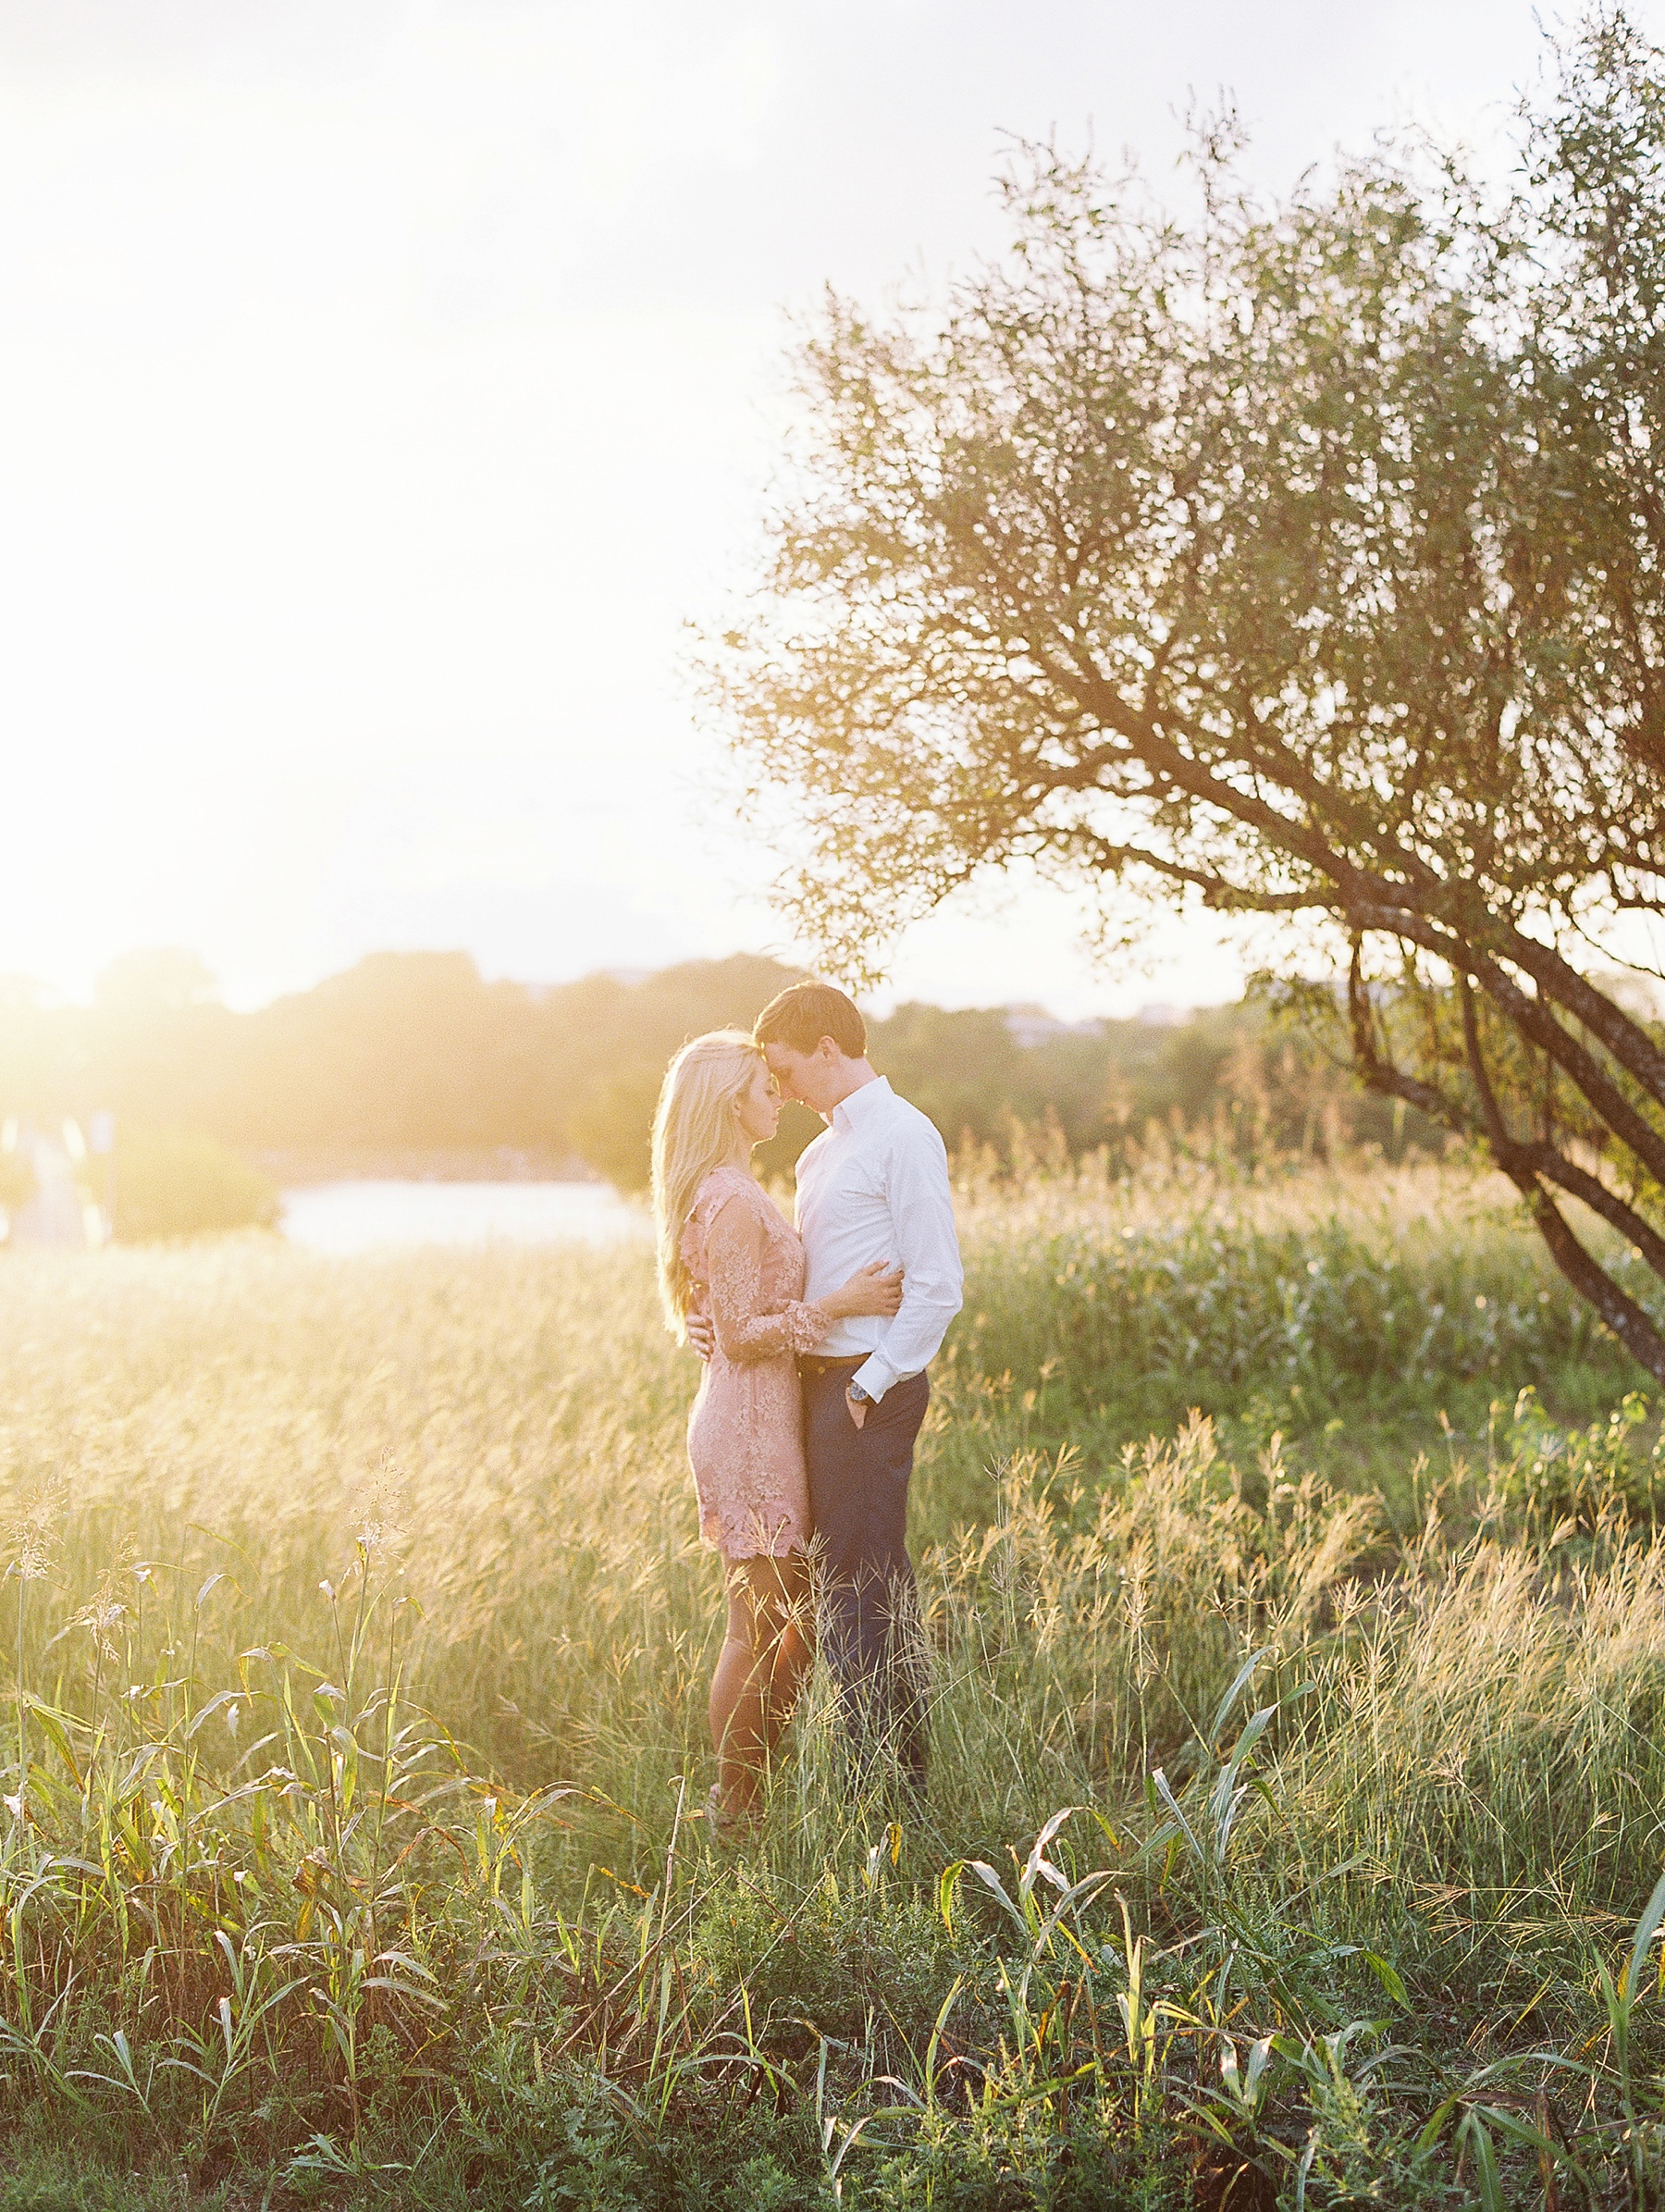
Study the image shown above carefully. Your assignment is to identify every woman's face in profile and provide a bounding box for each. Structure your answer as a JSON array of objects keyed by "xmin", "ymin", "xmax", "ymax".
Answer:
[{"xmin": 735, "ymin": 1057, "xmax": 782, "ymax": 1146}]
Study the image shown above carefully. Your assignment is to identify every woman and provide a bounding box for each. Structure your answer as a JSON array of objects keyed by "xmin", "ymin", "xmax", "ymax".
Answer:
[{"xmin": 651, "ymin": 1031, "xmax": 903, "ymax": 1838}]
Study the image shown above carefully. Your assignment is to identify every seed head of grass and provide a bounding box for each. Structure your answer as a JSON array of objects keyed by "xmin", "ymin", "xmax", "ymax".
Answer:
[
  {"xmin": 69, "ymin": 1572, "xmax": 129, "ymax": 1661},
  {"xmin": 350, "ymin": 1451, "xmax": 409, "ymax": 1565},
  {"xmin": 5, "ymin": 1469, "xmax": 68, "ymax": 1581}
]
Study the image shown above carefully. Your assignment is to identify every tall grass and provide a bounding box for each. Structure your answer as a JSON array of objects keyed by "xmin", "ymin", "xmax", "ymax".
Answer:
[
  {"xmin": 1, "ymin": 1161, "xmax": 1664, "ymax": 2206},
  {"xmin": 931, "ymin": 1143, "xmax": 1634, "ymax": 1522}
]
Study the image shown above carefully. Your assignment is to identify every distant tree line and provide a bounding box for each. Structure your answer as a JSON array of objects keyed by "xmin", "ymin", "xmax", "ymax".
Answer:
[{"xmin": 0, "ymin": 945, "xmax": 1439, "ymax": 1193}]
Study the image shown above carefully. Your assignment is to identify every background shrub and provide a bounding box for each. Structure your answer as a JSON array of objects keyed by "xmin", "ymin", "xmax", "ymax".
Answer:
[{"xmin": 111, "ymin": 1121, "xmax": 278, "ymax": 1242}]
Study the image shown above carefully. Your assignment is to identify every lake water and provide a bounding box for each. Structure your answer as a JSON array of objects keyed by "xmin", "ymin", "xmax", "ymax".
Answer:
[{"xmin": 279, "ymin": 1180, "xmax": 650, "ymax": 1254}]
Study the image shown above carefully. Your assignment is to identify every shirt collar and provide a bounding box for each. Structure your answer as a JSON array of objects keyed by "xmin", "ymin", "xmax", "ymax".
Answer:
[{"xmin": 831, "ymin": 1075, "xmax": 893, "ymax": 1134}]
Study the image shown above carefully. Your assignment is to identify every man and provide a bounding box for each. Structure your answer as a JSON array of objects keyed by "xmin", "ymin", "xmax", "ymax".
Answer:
[{"xmin": 752, "ymin": 980, "xmax": 963, "ymax": 1794}]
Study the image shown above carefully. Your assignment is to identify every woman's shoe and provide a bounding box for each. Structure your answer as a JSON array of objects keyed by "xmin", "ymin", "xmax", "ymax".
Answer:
[{"xmin": 705, "ymin": 1782, "xmax": 760, "ymax": 1848}]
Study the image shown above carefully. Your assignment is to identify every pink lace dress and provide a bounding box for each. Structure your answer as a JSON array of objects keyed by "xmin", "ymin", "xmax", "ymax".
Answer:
[{"xmin": 681, "ymin": 1166, "xmax": 830, "ymax": 1560}]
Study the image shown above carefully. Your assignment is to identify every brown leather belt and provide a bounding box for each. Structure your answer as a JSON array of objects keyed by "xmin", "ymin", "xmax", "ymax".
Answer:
[{"xmin": 798, "ymin": 1353, "xmax": 866, "ymax": 1378}]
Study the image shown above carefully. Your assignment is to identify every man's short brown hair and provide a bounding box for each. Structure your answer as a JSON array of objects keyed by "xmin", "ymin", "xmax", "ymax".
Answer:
[{"xmin": 753, "ymin": 980, "xmax": 867, "ymax": 1058}]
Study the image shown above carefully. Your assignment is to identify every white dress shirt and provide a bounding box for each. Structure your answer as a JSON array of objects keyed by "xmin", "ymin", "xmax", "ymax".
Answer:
[{"xmin": 795, "ymin": 1076, "xmax": 964, "ymax": 1402}]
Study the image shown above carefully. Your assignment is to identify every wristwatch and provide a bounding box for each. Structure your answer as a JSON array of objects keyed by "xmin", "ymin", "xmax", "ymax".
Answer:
[{"xmin": 846, "ymin": 1379, "xmax": 874, "ymax": 1404}]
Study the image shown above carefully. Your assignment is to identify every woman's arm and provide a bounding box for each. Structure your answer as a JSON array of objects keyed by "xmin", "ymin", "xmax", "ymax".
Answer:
[{"xmin": 705, "ymin": 1196, "xmax": 832, "ymax": 1363}]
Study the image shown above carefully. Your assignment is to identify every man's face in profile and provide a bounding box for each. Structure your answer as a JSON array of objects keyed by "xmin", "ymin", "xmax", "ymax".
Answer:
[{"xmin": 763, "ymin": 1038, "xmax": 838, "ymax": 1116}]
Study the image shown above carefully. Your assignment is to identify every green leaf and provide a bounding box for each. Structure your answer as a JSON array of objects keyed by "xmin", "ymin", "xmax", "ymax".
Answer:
[
  {"xmin": 1458, "ymin": 2111, "xmax": 1504, "ymax": 2212},
  {"xmin": 1362, "ymin": 1950, "xmax": 1407, "ymax": 2008},
  {"xmin": 1208, "ymin": 1645, "xmax": 1276, "ymax": 1743},
  {"xmin": 1624, "ymin": 1864, "xmax": 1665, "ymax": 2006}
]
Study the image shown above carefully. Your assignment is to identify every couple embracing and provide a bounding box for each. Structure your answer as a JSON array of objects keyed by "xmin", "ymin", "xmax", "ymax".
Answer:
[{"xmin": 649, "ymin": 981, "xmax": 963, "ymax": 1839}]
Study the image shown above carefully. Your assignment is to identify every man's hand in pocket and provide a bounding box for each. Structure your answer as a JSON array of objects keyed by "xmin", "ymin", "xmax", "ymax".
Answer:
[{"xmin": 845, "ymin": 1385, "xmax": 869, "ymax": 1430}]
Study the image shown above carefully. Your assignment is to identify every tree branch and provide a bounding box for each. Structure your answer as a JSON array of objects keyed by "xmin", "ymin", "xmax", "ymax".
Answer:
[
  {"xmin": 1508, "ymin": 1138, "xmax": 1665, "ymax": 1282},
  {"xmin": 1346, "ymin": 940, "xmax": 1467, "ymax": 1132},
  {"xmin": 1519, "ymin": 1183, "xmax": 1665, "ymax": 1381},
  {"xmin": 1351, "ymin": 902, "xmax": 1665, "ymax": 1192},
  {"xmin": 1066, "ymin": 833, "xmax": 1314, "ymax": 909}
]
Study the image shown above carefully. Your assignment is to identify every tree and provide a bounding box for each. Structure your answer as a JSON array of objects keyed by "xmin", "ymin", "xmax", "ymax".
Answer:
[{"xmin": 705, "ymin": 9, "xmax": 1665, "ymax": 1384}]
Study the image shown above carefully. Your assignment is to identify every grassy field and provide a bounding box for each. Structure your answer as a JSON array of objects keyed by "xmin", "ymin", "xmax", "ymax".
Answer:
[{"xmin": 3, "ymin": 1156, "xmax": 1665, "ymax": 2207}]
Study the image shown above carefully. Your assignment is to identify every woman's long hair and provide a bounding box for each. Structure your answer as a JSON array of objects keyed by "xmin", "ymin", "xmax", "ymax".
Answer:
[{"xmin": 650, "ymin": 1029, "xmax": 763, "ymax": 1340}]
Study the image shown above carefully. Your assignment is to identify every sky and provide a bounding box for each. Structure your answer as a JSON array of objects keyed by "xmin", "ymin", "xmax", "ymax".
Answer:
[{"xmin": 1, "ymin": 0, "xmax": 1657, "ymax": 1019}]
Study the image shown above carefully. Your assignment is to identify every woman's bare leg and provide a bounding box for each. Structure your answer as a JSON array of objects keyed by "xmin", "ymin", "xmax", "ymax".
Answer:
[
  {"xmin": 761, "ymin": 1552, "xmax": 814, "ymax": 1748},
  {"xmin": 709, "ymin": 1571, "xmax": 769, "ymax": 1815},
  {"xmin": 709, "ymin": 1551, "xmax": 814, "ymax": 1818}
]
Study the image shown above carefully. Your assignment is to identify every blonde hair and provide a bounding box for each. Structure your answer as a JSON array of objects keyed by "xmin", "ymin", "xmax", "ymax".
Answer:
[{"xmin": 650, "ymin": 1029, "xmax": 764, "ymax": 1339}]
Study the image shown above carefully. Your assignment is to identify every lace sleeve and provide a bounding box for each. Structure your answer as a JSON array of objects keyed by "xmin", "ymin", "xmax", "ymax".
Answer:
[{"xmin": 705, "ymin": 1193, "xmax": 830, "ymax": 1363}]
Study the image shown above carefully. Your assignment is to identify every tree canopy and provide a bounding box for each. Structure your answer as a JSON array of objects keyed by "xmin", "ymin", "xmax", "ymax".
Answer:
[{"xmin": 706, "ymin": 9, "xmax": 1665, "ymax": 1382}]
